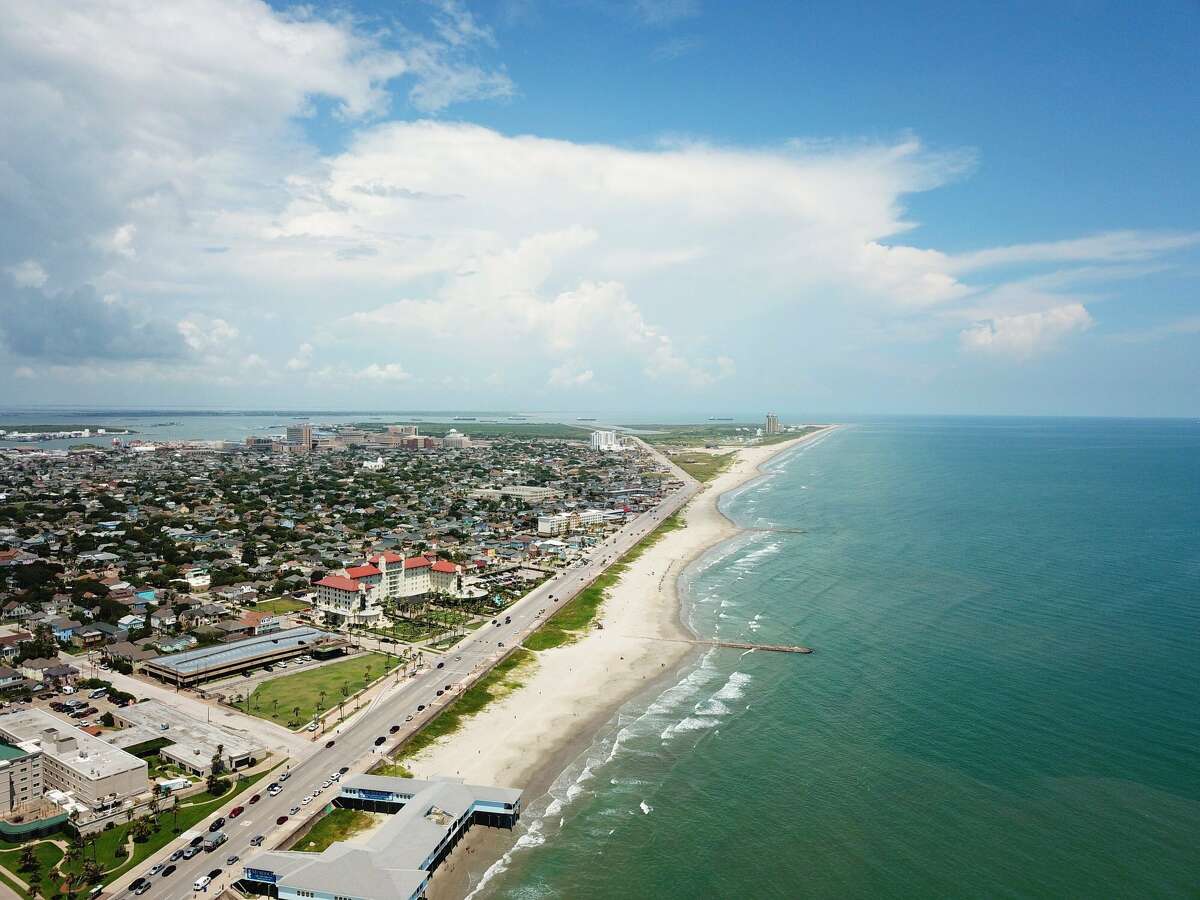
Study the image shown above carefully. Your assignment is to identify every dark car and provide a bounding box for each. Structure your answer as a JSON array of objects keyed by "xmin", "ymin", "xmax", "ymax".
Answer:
[
  {"xmin": 162, "ymin": 865, "xmax": 176, "ymax": 877},
  {"xmin": 417, "ymin": 704, "xmax": 425, "ymax": 711},
  {"xmin": 325, "ymin": 740, "xmax": 335, "ymax": 748},
  {"xmin": 374, "ymin": 736, "xmax": 386, "ymax": 746},
  {"xmin": 436, "ymin": 661, "xmax": 444, "ymax": 669},
  {"xmin": 208, "ymin": 868, "xmax": 223, "ymax": 880},
  {"xmin": 189, "ymin": 835, "xmax": 205, "ymax": 847},
  {"xmin": 248, "ymin": 793, "xmax": 260, "ymax": 804},
  {"xmin": 209, "ymin": 817, "xmax": 225, "ymax": 831},
  {"xmin": 389, "ymin": 725, "xmax": 400, "ymax": 734},
  {"xmin": 229, "ymin": 806, "xmax": 244, "ymax": 818},
  {"xmin": 129, "ymin": 878, "xmax": 146, "ymax": 891},
  {"xmin": 504, "ymin": 616, "xmax": 511, "ymax": 624},
  {"xmin": 338, "ymin": 766, "xmax": 348, "ymax": 775},
  {"xmin": 436, "ymin": 689, "xmax": 443, "ymax": 696},
  {"xmin": 276, "ymin": 815, "xmax": 289, "ymax": 825}
]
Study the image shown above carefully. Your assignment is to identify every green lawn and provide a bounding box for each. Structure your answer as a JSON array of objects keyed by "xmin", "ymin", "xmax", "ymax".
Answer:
[
  {"xmin": 289, "ymin": 808, "xmax": 377, "ymax": 853},
  {"xmin": 254, "ymin": 597, "xmax": 310, "ymax": 614},
  {"xmin": 396, "ymin": 649, "xmax": 535, "ymax": 759},
  {"xmin": 0, "ymin": 841, "xmax": 64, "ymax": 900},
  {"xmin": 525, "ymin": 514, "xmax": 683, "ymax": 651},
  {"xmin": 668, "ymin": 450, "xmax": 735, "ymax": 483},
  {"xmin": 243, "ymin": 653, "xmax": 401, "ymax": 727},
  {"xmin": 369, "ymin": 762, "xmax": 414, "ymax": 778}
]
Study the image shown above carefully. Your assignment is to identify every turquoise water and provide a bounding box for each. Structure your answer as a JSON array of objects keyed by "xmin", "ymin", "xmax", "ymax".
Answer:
[{"xmin": 479, "ymin": 418, "xmax": 1200, "ymax": 898}]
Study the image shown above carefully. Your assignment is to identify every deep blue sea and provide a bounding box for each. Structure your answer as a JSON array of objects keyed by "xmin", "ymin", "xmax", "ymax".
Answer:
[{"xmin": 476, "ymin": 418, "xmax": 1200, "ymax": 898}]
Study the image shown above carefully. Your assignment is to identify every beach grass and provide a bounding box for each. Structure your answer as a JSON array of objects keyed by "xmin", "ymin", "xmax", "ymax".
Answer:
[
  {"xmin": 669, "ymin": 450, "xmax": 735, "ymax": 483},
  {"xmin": 243, "ymin": 652, "xmax": 401, "ymax": 727},
  {"xmin": 291, "ymin": 808, "xmax": 377, "ymax": 853},
  {"xmin": 396, "ymin": 649, "xmax": 535, "ymax": 759},
  {"xmin": 525, "ymin": 513, "xmax": 683, "ymax": 651}
]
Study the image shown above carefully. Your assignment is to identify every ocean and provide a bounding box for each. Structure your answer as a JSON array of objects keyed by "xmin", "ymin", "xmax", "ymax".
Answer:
[{"xmin": 475, "ymin": 418, "xmax": 1200, "ymax": 898}]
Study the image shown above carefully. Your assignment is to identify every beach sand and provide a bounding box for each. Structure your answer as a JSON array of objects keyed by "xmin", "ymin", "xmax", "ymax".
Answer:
[{"xmin": 415, "ymin": 429, "xmax": 830, "ymax": 897}]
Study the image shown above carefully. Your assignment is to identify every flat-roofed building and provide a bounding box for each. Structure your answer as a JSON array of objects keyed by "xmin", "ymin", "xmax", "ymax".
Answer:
[
  {"xmin": 0, "ymin": 709, "xmax": 147, "ymax": 809},
  {"xmin": 107, "ymin": 699, "xmax": 264, "ymax": 776},
  {"xmin": 142, "ymin": 626, "xmax": 341, "ymax": 687},
  {"xmin": 469, "ymin": 485, "xmax": 562, "ymax": 502},
  {"xmin": 240, "ymin": 775, "xmax": 521, "ymax": 900},
  {"xmin": 0, "ymin": 741, "xmax": 42, "ymax": 816}
]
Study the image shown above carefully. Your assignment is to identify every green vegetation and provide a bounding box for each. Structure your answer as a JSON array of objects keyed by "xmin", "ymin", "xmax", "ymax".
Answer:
[
  {"xmin": 370, "ymin": 761, "xmax": 414, "ymax": 778},
  {"xmin": 396, "ymin": 649, "xmax": 535, "ymax": 758},
  {"xmin": 291, "ymin": 808, "xmax": 377, "ymax": 853},
  {"xmin": 525, "ymin": 513, "xmax": 683, "ymax": 651},
  {"xmin": 244, "ymin": 652, "xmax": 401, "ymax": 727},
  {"xmin": 669, "ymin": 450, "xmax": 735, "ymax": 483},
  {"xmin": 253, "ymin": 597, "xmax": 310, "ymax": 614},
  {"xmin": 631, "ymin": 423, "xmax": 759, "ymax": 446},
  {"xmin": 0, "ymin": 767, "xmax": 275, "ymax": 896}
]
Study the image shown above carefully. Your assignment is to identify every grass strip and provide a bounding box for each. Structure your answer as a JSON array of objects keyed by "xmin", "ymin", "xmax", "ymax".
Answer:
[
  {"xmin": 290, "ymin": 808, "xmax": 376, "ymax": 853},
  {"xmin": 396, "ymin": 649, "xmax": 535, "ymax": 759},
  {"xmin": 668, "ymin": 451, "xmax": 735, "ymax": 483},
  {"xmin": 242, "ymin": 652, "xmax": 401, "ymax": 727},
  {"xmin": 524, "ymin": 513, "xmax": 683, "ymax": 651}
]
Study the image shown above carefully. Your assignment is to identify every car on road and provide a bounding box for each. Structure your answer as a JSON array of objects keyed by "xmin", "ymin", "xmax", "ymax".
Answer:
[
  {"xmin": 498, "ymin": 641, "xmax": 505, "ymax": 648},
  {"xmin": 208, "ymin": 868, "xmax": 223, "ymax": 880},
  {"xmin": 229, "ymin": 806, "xmax": 244, "ymax": 818},
  {"xmin": 250, "ymin": 835, "xmax": 265, "ymax": 847},
  {"xmin": 325, "ymin": 740, "xmax": 335, "ymax": 748},
  {"xmin": 374, "ymin": 736, "xmax": 386, "ymax": 746},
  {"xmin": 193, "ymin": 875, "xmax": 211, "ymax": 891},
  {"xmin": 189, "ymin": 835, "xmax": 205, "ymax": 848},
  {"xmin": 161, "ymin": 864, "xmax": 176, "ymax": 877},
  {"xmin": 417, "ymin": 704, "xmax": 425, "ymax": 711},
  {"xmin": 134, "ymin": 882, "xmax": 152, "ymax": 895},
  {"xmin": 268, "ymin": 784, "xmax": 282, "ymax": 796},
  {"xmin": 405, "ymin": 714, "xmax": 413, "ymax": 722},
  {"xmin": 339, "ymin": 766, "xmax": 348, "ymax": 774},
  {"xmin": 389, "ymin": 725, "xmax": 399, "ymax": 733},
  {"xmin": 290, "ymin": 805, "xmax": 301, "ymax": 814},
  {"xmin": 182, "ymin": 846, "xmax": 201, "ymax": 860},
  {"xmin": 505, "ymin": 616, "xmax": 511, "ymax": 624},
  {"xmin": 148, "ymin": 864, "xmax": 163, "ymax": 876},
  {"xmin": 280, "ymin": 771, "xmax": 291, "ymax": 781},
  {"xmin": 306, "ymin": 721, "xmax": 318, "ymax": 731},
  {"xmin": 129, "ymin": 878, "xmax": 146, "ymax": 891},
  {"xmin": 226, "ymin": 855, "xmax": 239, "ymax": 866},
  {"xmin": 209, "ymin": 817, "xmax": 225, "ymax": 831},
  {"xmin": 249, "ymin": 793, "xmax": 260, "ymax": 804},
  {"xmin": 169, "ymin": 849, "xmax": 184, "ymax": 862},
  {"xmin": 436, "ymin": 689, "xmax": 443, "ymax": 696},
  {"xmin": 436, "ymin": 662, "xmax": 444, "ymax": 669},
  {"xmin": 276, "ymin": 815, "xmax": 288, "ymax": 825}
]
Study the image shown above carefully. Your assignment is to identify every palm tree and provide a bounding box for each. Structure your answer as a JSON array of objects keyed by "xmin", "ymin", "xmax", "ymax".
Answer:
[
  {"xmin": 18, "ymin": 844, "xmax": 36, "ymax": 871},
  {"xmin": 26, "ymin": 869, "xmax": 41, "ymax": 899},
  {"xmin": 292, "ymin": 705, "xmax": 300, "ymax": 725}
]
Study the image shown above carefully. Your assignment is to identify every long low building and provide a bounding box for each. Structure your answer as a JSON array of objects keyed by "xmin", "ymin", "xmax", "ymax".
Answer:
[
  {"xmin": 240, "ymin": 774, "xmax": 521, "ymax": 900},
  {"xmin": 106, "ymin": 699, "xmax": 265, "ymax": 776},
  {"xmin": 142, "ymin": 626, "xmax": 342, "ymax": 686}
]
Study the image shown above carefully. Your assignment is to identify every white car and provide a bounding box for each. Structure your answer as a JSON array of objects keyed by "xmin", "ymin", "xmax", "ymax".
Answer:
[
  {"xmin": 302, "ymin": 795, "xmax": 313, "ymax": 804},
  {"xmin": 268, "ymin": 785, "xmax": 282, "ymax": 796},
  {"xmin": 193, "ymin": 876, "xmax": 211, "ymax": 891},
  {"xmin": 306, "ymin": 721, "xmax": 318, "ymax": 732}
]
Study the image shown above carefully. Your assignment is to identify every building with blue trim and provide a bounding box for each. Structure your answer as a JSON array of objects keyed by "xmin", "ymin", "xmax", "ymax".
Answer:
[{"xmin": 240, "ymin": 774, "xmax": 521, "ymax": 900}]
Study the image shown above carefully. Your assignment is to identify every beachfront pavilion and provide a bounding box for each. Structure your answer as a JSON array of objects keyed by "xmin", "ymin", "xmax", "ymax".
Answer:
[{"xmin": 239, "ymin": 774, "xmax": 522, "ymax": 900}]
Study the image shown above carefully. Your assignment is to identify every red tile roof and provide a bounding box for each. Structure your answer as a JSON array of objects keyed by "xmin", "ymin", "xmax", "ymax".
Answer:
[
  {"xmin": 368, "ymin": 551, "xmax": 404, "ymax": 565},
  {"xmin": 430, "ymin": 560, "xmax": 456, "ymax": 574},
  {"xmin": 346, "ymin": 564, "xmax": 381, "ymax": 579},
  {"xmin": 403, "ymin": 556, "xmax": 431, "ymax": 569},
  {"xmin": 316, "ymin": 575, "xmax": 359, "ymax": 592}
]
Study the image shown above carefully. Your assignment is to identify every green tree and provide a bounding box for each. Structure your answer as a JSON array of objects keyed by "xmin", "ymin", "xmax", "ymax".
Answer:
[{"xmin": 18, "ymin": 844, "xmax": 37, "ymax": 872}]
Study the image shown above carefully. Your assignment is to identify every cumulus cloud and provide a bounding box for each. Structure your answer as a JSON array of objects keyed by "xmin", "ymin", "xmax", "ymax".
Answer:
[
  {"xmin": 959, "ymin": 303, "xmax": 1093, "ymax": 359},
  {"xmin": 6, "ymin": 260, "xmax": 47, "ymax": 288},
  {"xmin": 0, "ymin": 285, "xmax": 189, "ymax": 361}
]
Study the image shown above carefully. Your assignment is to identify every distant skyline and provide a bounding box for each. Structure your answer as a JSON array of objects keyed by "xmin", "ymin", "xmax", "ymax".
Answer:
[{"xmin": 1, "ymin": 0, "xmax": 1197, "ymax": 416}]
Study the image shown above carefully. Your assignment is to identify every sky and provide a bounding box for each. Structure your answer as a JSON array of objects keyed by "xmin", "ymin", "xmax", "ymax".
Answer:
[{"xmin": 0, "ymin": 0, "xmax": 1197, "ymax": 417}]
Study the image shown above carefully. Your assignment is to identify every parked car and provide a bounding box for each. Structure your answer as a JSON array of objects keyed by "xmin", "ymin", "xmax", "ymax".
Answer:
[
  {"xmin": 276, "ymin": 815, "xmax": 288, "ymax": 825},
  {"xmin": 248, "ymin": 793, "xmax": 260, "ymax": 804},
  {"xmin": 389, "ymin": 725, "xmax": 400, "ymax": 734},
  {"xmin": 189, "ymin": 835, "xmax": 205, "ymax": 848},
  {"xmin": 250, "ymin": 835, "xmax": 265, "ymax": 847},
  {"xmin": 290, "ymin": 806, "xmax": 300, "ymax": 815},
  {"xmin": 134, "ymin": 882, "xmax": 152, "ymax": 895},
  {"xmin": 161, "ymin": 864, "xmax": 176, "ymax": 877},
  {"xmin": 148, "ymin": 864, "xmax": 163, "ymax": 876},
  {"xmin": 229, "ymin": 806, "xmax": 244, "ymax": 818},
  {"xmin": 169, "ymin": 849, "xmax": 184, "ymax": 862},
  {"xmin": 208, "ymin": 817, "xmax": 225, "ymax": 832},
  {"xmin": 374, "ymin": 736, "xmax": 386, "ymax": 746},
  {"xmin": 182, "ymin": 846, "xmax": 200, "ymax": 860},
  {"xmin": 436, "ymin": 661, "xmax": 444, "ymax": 669},
  {"xmin": 226, "ymin": 855, "xmax": 239, "ymax": 866},
  {"xmin": 325, "ymin": 740, "xmax": 335, "ymax": 748}
]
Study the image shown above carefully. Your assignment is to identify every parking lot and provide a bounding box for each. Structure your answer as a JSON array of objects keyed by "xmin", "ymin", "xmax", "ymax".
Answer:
[{"xmin": 2, "ymin": 681, "xmax": 136, "ymax": 731}]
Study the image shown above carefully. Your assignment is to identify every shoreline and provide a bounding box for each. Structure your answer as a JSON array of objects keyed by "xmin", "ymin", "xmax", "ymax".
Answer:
[{"xmin": 417, "ymin": 427, "xmax": 834, "ymax": 898}]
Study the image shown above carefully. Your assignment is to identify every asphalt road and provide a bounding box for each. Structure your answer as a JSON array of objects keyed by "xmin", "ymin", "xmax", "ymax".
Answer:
[{"xmin": 109, "ymin": 440, "xmax": 697, "ymax": 899}]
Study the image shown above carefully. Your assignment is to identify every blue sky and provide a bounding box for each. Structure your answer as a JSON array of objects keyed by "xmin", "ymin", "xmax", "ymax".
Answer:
[{"xmin": 1, "ymin": 0, "xmax": 1197, "ymax": 415}]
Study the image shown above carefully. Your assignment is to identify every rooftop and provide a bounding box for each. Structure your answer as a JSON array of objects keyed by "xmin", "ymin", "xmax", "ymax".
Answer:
[{"xmin": 144, "ymin": 626, "xmax": 335, "ymax": 675}]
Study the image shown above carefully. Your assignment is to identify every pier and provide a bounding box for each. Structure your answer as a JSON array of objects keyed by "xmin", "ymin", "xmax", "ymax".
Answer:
[{"xmin": 698, "ymin": 639, "xmax": 813, "ymax": 654}]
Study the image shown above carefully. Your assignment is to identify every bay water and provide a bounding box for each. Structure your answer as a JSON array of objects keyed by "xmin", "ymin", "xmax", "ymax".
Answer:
[{"xmin": 479, "ymin": 418, "xmax": 1200, "ymax": 898}]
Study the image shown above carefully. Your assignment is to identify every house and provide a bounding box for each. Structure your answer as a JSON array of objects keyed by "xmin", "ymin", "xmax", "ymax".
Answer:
[
  {"xmin": 105, "ymin": 641, "xmax": 158, "ymax": 668},
  {"xmin": 149, "ymin": 607, "xmax": 178, "ymax": 632},
  {"xmin": 20, "ymin": 658, "xmax": 78, "ymax": 687},
  {"xmin": 154, "ymin": 635, "xmax": 197, "ymax": 654},
  {"xmin": 2, "ymin": 602, "xmax": 33, "ymax": 621},
  {"xmin": 182, "ymin": 603, "xmax": 227, "ymax": 627},
  {"xmin": 73, "ymin": 626, "xmax": 108, "ymax": 649},
  {"xmin": 0, "ymin": 632, "xmax": 31, "ymax": 661},
  {"xmin": 0, "ymin": 549, "xmax": 37, "ymax": 567},
  {"xmin": 49, "ymin": 617, "xmax": 82, "ymax": 642},
  {"xmin": 117, "ymin": 614, "xmax": 145, "ymax": 631},
  {"xmin": 0, "ymin": 667, "xmax": 26, "ymax": 691},
  {"xmin": 238, "ymin": 610, "xmax": 281, "ymax": 635}
]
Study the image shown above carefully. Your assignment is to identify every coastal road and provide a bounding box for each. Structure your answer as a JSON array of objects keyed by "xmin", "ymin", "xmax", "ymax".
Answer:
[{"xmin": 108, "ymin": 442, "xmax": 700, "ymax": 899}]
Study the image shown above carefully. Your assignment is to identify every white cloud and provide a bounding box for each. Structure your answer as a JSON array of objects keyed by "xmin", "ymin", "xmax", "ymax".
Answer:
[
  {"xmin": 6, "ymin": 260, "xmax": 47, "ymax": 288},
  {"xmin": 950, "ymin": 231, "xmax": 1200, "ymax": 273},
  {"xmin": 353, "ymin": 362, "xmax": 411, "ymax": 382},
  {"xmin": 548, "ymin": 362, "xmax": 595, "ymax": 388},
  {"xmin": 959, "ymin": 303, "xmax": 1093, "ymax": 360},
  {"xmin": 286, "ymin": 342, "xmax": 314, "ymax": 371},
  {"xmin": 178, "ymin": 316, "xmax": 239, "ymax": 353}
]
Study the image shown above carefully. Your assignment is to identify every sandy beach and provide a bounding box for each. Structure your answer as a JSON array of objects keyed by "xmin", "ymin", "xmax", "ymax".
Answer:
[{"xmin": 407, "ymin": 428, "xmax": 831, "ymax": 801}]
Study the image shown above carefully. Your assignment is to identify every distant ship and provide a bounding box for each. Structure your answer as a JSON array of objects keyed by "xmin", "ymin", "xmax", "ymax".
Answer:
[
  {"xmin": 577, "ymin": 417, "xmax": 597, "ymax": 421},
  {"xmin": 453, "ymin": 416, "xmax": 477, "ymax": 421},
  {"xmin": 708, "ymin": 417, "xmax": 734, "ymax": 421},
  {"xmin": 507, "ymin": 416, "xmax": 529, "ymax": 420}
]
